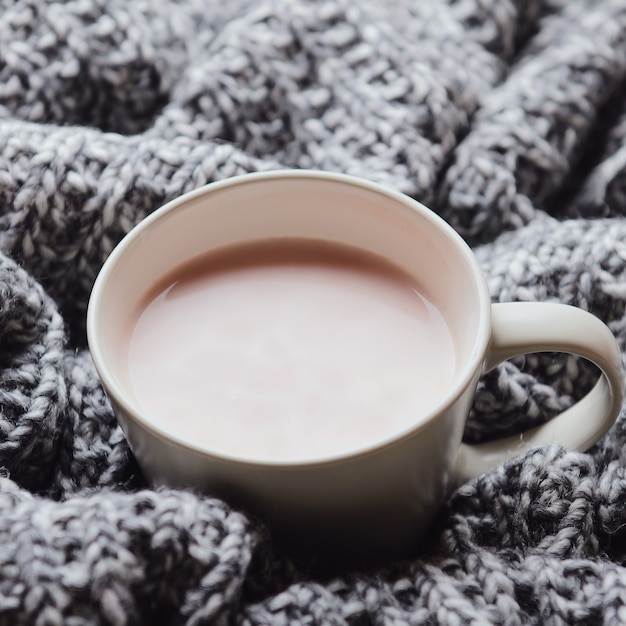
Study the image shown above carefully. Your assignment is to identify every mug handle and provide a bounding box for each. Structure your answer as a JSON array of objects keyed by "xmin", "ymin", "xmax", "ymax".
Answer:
[{"xmin": 453, "ymin": 302, "xmax": 624, "ymax": 484}]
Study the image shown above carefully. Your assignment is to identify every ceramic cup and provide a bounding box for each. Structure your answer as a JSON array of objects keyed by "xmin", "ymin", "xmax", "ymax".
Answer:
[{"xmin": 87, "ymin": 170, "xmax": 624, "ymax": 566}]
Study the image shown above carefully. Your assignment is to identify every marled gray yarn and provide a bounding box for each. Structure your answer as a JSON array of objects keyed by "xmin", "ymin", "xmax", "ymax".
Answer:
[{"xmin": 3, "ymin": 0, "xmax": 626, "ymax": 624}]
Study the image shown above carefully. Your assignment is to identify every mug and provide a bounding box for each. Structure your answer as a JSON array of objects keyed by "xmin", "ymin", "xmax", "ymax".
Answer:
[{"xmin": 87, "ymin": 170, "xmax": 624, "ymax": 566}]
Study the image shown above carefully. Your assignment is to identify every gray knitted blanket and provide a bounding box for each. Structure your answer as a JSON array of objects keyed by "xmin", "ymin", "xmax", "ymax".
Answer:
[{"xmin": 3, "ymin": 0, "xmax": 626, "ymax": 623}]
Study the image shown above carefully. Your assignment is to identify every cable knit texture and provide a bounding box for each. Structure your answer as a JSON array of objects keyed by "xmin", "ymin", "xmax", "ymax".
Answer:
[{"xmin": 2, "ymin": 0, "xmax": 626, "ymax": 623}]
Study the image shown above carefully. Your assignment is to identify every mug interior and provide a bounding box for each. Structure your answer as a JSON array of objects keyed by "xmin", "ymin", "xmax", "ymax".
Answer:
[{"xmin": 88, "ymin": 171, "xmax": 491, "ymax": 462}]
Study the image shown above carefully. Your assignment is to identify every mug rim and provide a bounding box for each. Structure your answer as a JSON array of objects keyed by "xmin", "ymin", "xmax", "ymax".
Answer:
[{"xmin": 87, "ymin": 169, "xmax": 493, "ymax": 468}]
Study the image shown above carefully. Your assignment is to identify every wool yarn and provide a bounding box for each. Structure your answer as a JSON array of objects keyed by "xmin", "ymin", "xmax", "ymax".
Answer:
[{"xmin": 2, "ymin": 0, "xmax": 626, "ymax": 624}]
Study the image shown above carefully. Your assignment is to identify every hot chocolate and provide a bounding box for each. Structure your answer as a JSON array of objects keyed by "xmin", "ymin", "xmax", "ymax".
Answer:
[{"xmin": 126, "ymin": 239, "xmax": 457, "ymax": 461}]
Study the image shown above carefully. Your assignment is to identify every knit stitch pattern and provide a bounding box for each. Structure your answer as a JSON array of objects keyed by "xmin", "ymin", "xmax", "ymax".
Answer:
[{"xmin": 2, "ymin": 0, "xmax": 626, "ymax": 624}]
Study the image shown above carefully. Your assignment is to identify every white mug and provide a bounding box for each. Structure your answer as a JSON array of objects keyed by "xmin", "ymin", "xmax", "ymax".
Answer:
[{"xmin": 87, "ymin": 170, "xmax": 624, "ymax": 566}]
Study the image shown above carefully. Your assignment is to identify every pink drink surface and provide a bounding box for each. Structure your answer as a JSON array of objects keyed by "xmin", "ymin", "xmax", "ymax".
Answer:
[{"xmin": 127, "ymin": 239, "xmax": 456, "ymax": 461}]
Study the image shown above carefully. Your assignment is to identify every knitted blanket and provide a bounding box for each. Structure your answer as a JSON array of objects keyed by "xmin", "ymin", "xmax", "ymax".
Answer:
[{"xmin": 2, "ymin": 0, "xmax": 626, "ymax": 623}]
